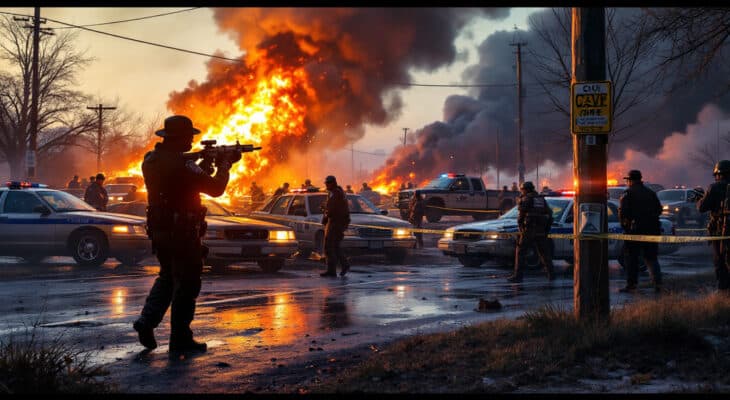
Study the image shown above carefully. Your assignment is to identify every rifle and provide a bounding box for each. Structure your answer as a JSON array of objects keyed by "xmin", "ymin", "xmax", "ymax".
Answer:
[{"xmin": 182, "ymin": 139, "xmax": 262, "ymax": 174}]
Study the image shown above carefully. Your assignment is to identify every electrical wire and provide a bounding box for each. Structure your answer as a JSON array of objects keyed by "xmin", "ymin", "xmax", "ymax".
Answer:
[{"xmin": 50, "ymin": 7, "xmax": 202, "ymax": 29}]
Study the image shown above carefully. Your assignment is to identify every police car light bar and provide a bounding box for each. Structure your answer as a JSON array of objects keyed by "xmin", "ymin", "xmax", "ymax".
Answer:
[
  {"xmin": 5, "ymin": 181, "xmax": 48, "ymax": 189},
  {"xmin": 440, "ymin": 173, "xmax": 463, "ymax": 178}
]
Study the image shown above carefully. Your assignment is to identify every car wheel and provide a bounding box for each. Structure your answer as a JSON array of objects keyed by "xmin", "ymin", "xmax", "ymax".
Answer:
[
  {"xmin": 22, "ymin": 255, "xmax": 46, "ymax": 264},
  {"xmin": 458, "ymin": 255, "xmax": 483, "ymax": 268},
  {"xmin": 385, "ymin": 248, "xmax": 408, "ymax": 264},
  {"xmin": 257, "ymin": 258, "xmax": 284, "ymax": 273},
  {"xmin": 70, "ymin": 230, "xmax": 109, "ymax": 267},
  {"xmin": 116, "ymin": 254, "xmax": 144, "ymax": 266},
  {"xmin": 297, "ymin": 248, "xmax": 313, "ymax": 259},
  {"xmin": 314, "ymin": 231, "xmax": 325, "ymax": 256}
]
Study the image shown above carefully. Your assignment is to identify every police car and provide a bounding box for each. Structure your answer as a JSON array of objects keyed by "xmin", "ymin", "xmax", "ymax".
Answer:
[
  {"xmin": 107, "ymin": 197, "xmax": 298, "ymax": 272},
  {"xmin": 250, "ymin": 188, "xmax": 415, "ymax": 264},
  {"xmin": 0, "ymin": 181, "xmax": 150, "ymax": 267},
  {"xmin": 437, "ymin": 191, "xmax": 678, "ymax": 268}
]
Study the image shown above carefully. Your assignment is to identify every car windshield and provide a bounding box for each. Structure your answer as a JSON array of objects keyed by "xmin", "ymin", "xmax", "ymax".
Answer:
[
  {"xmin": 306, "ymin": 194, "xmax": 380, "ymax": 215},
  {"xmin": 499, "ymin": 198, "xmax": 571, "ymax": 221},
  {"xmin": 422, "ymin": 177, "xmax": 453, "ymax": 189},
  {"xmin": 202, "ymin": 199, "xmax": 232, "ymax": 216},
  {"xmin": 104, "ymin": 184, "xmax": 135, "ymax": 193},
  {"xmin": 37, "ymin": 190, "xmax": 96, "ymax": 212},
  {"xmin": 607, "ymin": 187, "xmax": 626, "ymax": 200},
  {"xmin": 657, "ymin": 190, "xmax": 685, "ymax": 202}
]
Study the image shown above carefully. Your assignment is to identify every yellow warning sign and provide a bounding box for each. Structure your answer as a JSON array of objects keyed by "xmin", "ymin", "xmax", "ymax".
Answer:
[{"xmin": 571, "ymin": 81, "xmax": 612, "ymax": 134}]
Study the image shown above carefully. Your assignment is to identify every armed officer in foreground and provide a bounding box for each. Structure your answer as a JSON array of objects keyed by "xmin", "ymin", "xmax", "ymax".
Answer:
[
  {"xmin": 507, "ymin": 181, "xmax": 554, "ymax": 283},
  {"xmin": 133, "ymin": 115, "xmax": 242, "ymax": 354},
  {"xmin": 697, "ymin": 160, "xmax": 730, "ymax": 292}
]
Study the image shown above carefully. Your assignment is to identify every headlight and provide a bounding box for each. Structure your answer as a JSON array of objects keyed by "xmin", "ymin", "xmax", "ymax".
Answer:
[
  {"xmin": 487, "ymin": 233, "xmax": 500, "ymax": 239},
  {"xmin": 132, "ymin": 225, "xmax": 146, "ymax": 235},
  {"xmin": 112, "ymin": 224, "xmax": 146, "ymax": 235},
  {"xmin": 343, "ymin": 228, "xmax": 359, "ymax": 237},
  {"xmin": 394, "ymin": 228, "xmax": 411, "ymax": 238},
  {"xmin": 443, "ymin": 228, "xmax": 454, "ymax": 239},
  {"xmin": 269, "ymin": 230, "xmax": 295, "ymax": 241},
  {"xmin": 662, "ymin": 205, "xmax": 669, "ymax": 211},
  {"xmin": 204, "ymin": 230, "xmax": 224, "ymax": 240},
  {"xmin": 112, "ymin": 225, "xmax": 131, "ymax": 234}
]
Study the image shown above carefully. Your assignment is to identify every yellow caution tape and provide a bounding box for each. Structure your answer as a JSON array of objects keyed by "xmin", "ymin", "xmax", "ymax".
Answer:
[
  {"xmin": 247, "ymin": 213, "xmax": 730, "ymax": 243},
  {"xmin": 425, "ymin": 205, "xmax": 502, "ymax": 213}
]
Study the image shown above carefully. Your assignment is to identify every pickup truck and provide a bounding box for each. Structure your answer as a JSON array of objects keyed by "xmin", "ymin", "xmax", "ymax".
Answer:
[{"xmin": 395, "ymin": 173, "xmax": 519, "ymax": 222}]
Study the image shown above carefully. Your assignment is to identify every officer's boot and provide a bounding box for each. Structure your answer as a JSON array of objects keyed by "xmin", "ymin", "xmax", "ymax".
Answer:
[{"xmin": 133, "ymin": 319, "xmax": 157, "ymax": 350}]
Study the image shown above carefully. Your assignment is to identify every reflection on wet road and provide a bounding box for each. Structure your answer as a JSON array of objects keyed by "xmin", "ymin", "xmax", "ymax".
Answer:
[{"xmin": 0, "ymin": 242, "xmax": 714, "ymax": 393}]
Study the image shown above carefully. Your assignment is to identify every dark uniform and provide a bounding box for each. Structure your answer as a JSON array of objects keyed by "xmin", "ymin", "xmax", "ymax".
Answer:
[
  {"xmin": 84, "ymin": 174, "xmax": 108, "ymax": 211},
  {"xmin": 618, "ymin": 170, "xmax": 662, "ymax": 292},
  {"xmin": 321, "ymin": 175, "xmax": 351, "ymax": 277},
  {"xmin": 67, "ymin": 176, "xmax": 80, "ymax": 189},
  {"xmin": 133, "ymin": 115, "xmax": 236, "ymax": 352},
  {"xmin": 508, "ymin": 181, "xmax": 554, "ymax": 283},
  {"xmin": 697, "ymin": 160, "xmax": 730, "ymax": 291},
  {"xmin": 408, "ymin": 190, "xmax": 425, "ymax": 249}
]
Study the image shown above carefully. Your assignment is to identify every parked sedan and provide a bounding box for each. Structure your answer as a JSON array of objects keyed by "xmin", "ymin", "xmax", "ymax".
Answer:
[
  {"xmin": 0, "ymin": 182, "xmax": 150, "ymax": 267},
  {"xmin": 437, "ymin": 195, "xmax": 678, "ymax": 269},
  {"xmin": 107, "ymin": 198, "xmax": 298, "ymax": 272},
  {"xmin": 250, "ymin": 190, "xmax": 415, "ymax": 264}
]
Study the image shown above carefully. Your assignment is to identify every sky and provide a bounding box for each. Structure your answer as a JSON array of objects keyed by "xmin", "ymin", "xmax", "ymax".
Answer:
[
  {"xmin": 1, "ymin": 7, "xmax": 728, "ymax": 190},
  {"xmin": 0, "ymin": 6, "xmax": 540, "ymax": 185}
]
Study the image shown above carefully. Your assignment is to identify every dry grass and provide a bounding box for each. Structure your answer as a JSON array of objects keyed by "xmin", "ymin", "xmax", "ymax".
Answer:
[
  {"xmin": 313, "ymin": 289, "xmax": 730, "ymax": 393},
  {"xmin": 0, "ymin": 326, "xmax": 113, "ymax": 394}
]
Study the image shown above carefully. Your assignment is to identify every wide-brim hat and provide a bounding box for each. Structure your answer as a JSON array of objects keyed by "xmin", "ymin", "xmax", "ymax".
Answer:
[{"xmin": 155, "ymin": 115, "xmax": 201, "ymax": 137}]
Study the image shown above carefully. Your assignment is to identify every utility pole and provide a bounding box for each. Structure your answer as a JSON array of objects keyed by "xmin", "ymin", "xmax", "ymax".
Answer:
[
  {"xmin": 496, "ymin": 127, "xmax": 500, "ymax": 189},
  {"xmin": 572, "ymin": 8, "xmax": 609, "ymax": 320},
  {"xmin": 402, "ymin": 128, "xmax": 409, "ymax": 147},
  {"xmin": 87, "ymin": 104, "xmax": 116, "ymax": 172},
  {"xmin": 16, "ymin": 7, "xmax": 51, "ymax": 179},
  {"xmin": 350, "ymin": 142, "xmax": 355, "ymax": 186},
  {"xmin": 510, "ymin": 30, "xmax": 527, "ymax": 185}
]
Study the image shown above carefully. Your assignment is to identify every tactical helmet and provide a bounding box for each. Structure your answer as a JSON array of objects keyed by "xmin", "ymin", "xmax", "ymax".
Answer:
[
  {"xmin": 713, "ymin": 160, "xmax": 730, "ymax": 176},
  {"xmin": 520, "ymin": 181, "xmax": 535, "ymax": 191}
]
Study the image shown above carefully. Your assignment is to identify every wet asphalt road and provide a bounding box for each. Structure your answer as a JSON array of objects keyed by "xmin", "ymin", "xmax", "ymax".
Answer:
[{"xmin": 0, "ymin": 217, "xmax": 715, "ymax": 393}]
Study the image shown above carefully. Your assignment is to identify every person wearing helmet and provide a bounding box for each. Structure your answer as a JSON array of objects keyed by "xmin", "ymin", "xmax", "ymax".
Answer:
[
  {"xmin": 84, "ymin": 173, "xmax": 108, "ymax": 211},
  {"xmin": 507, "ymin": 181, "xmax": 554, "ymax": 283},
  {"xmin": 697, "ymin": 160, "xmax": 730, "ymax": 292},
  {"xmin": 321, "ymin": 175, "xmax": 351, "ymax": 277},
  {"xmin": 618, "ymin": 169, "xmax": 663, "ymax": 293},
  {"xmin": 133, "ymin": 115, "xmax": 241, "ymax": 354}
]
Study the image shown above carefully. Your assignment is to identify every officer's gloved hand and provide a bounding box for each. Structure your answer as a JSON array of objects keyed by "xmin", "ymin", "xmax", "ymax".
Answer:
[{"xmin": 216, "ymin": 159, "xmax": 234, "ymax": 171}]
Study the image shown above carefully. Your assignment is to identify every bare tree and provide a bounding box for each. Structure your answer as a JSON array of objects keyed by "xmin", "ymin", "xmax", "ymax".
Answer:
[
  {"xmin": 0, "ymin": 15, "xmax": 96, "ymax": 179},
  {"xmin": 643, "ymin": 8, "xmax": 730, "ymax": 93},
  {"xmin": 526, "ymin": 8, "xmax": 663, "ymax": 143}
]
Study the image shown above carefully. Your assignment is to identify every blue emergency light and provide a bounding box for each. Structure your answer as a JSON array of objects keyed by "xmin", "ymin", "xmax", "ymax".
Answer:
[{"xmin": 5, "ymin": 181, "xmax": 48, "ymax": 189}]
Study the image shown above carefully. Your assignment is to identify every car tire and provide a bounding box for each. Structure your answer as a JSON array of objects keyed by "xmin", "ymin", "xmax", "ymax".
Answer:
[
  {"xmin": 297, "ymin": 248, "xmax": 313, "ymax": 259},
  {"xmin": 385, "ymin": 248, "xmax": 408, "ymax": 264},
  {"xmin": 116, "ymin": 254, "xmax": 144, "ymax": 266},
  {"xmin": 22, "ymin": 255, "xmax": 46, "ymax": 264},
  {"xmin": 458, "ymin": 255, "xmax": 483, "ymax": 268},
  {"xmin": 314, "ymin": 231, "xmax": 325, "ymax": 256},
  {"xmin": 70, "ymin": 230, "xmax": 109, "ymax": 267},
  {"xmin": 257, "ymin": 258, "xmax": 284, "ymax": 273}
]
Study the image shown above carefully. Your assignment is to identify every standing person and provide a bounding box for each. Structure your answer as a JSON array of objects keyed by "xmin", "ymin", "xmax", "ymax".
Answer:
[
  {"xmin": 84, "ymin": 173, "xmax": 108, "ymax": 211},
  {"xmin": 88, "ymin": 176, "xmax": 96, "ymax": 188},
  {"xmin": 274, "ymin": 182, "xmax": 290, "ymax": 197},
  {"xmin": 618, "ymin": 169, "xmax": 663, "ymax": 293},
  {"xmin": 498, "ymin": 185, "xmax": 512, "ymax": 215},
  {"xmin": 132, "ymin": 115, "xmax": 240, "ymax": 353},
  {"xmin": 507, "ymin": 181, "xmax": 554, "ymax": 283},
  {"xmin": 697, "ymin": 160, "xmax": 730, "ymax": 292},
  {"xmin": 345, "ymin": 185, "xmax": 354, "ymax": 194},
  {"xmin": 321, "ymin": 175, "xmax": 351, "ymax": 277},
  {"xmin": 408, "ymin": 190, "xmax": 425, "ymax": 249},
  {"xmin": 80, "ymin": 177, "xmax": 89, "ymax": 189},
  {"xmin": 67, "ymin": 175, "xmax": 81, "ymax": 189},
  {"xmin": 250, "ymin": 181, "xmax": 266, "ymax": 210},
  {"xmin": 511, "ymin": 182, "xmax": 519, "ymax": 192}
]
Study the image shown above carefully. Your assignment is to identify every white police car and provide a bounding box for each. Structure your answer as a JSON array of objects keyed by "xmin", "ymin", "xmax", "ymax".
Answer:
[
  {"xmin": 0, "ymin": 181, "xmax": 150, "ymax": 267},
  {"xmin": 438, "ymin": 192, "xmax": 678, "ymax": 268}
]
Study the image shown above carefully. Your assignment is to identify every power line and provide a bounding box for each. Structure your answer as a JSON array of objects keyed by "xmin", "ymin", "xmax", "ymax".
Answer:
[
  {"xmin": 392, "ymin": 82, "xmax": 517, "ymax": 88},
  {"xmin": 0, "ymin": 10, "xmax": 241, "ymax": 62},
  {"xmin": 51, "ymin": 7, "xmax": 201, "ymax": 29}
]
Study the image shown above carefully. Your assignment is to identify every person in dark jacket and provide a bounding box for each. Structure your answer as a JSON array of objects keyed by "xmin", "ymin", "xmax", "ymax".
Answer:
[
  {"xmin": 67, "ymin": 175, "xmax": 81, "ymax": 189},
  {"xmin": 321, "ymin": 175, "xmax": 351, "ymax": 277},
  {"xmin": 132, "ymin": 115, "xmax": 239, "ymax": 354},
  {"xmin": 84, "ymin": 173, "xmax": 108, "ymax": 211},
  {"xmin": 273, "ymin": 182, "xmax": 290, "ymax": 197},
  {"xmin": 697, "ymin": 160, "xmax": 730, "ymax": 292},
  {"xmin": 507, "ymin": 181, "xmax": 554, "ymax": 283},
  {"xmin": 618, "ymin": 169, "xmax": 663, "ymax": 293},
  {"xmin": 408, "ymin": 190, "xmax": 425, "ymax": 249}
]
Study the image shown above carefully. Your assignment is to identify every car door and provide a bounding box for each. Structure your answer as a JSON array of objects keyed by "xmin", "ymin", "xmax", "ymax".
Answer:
[
  {"xmin": 268, "ymin": 195, "xmax": 293, "ymax": 227},
  {"xmin": 0, "ymin": 190, "xmax": 56, "ymax": 252},
  {"xmin": 450, "ymin": 177, "xmax": 471, "ymax": 209},
  {"xmin": 469, "ymin": 178, "xmax": 486, "ymax": 210},
  {"xmin": 286, "ymin": 195, "xmax": 310, "ymax": 243}
]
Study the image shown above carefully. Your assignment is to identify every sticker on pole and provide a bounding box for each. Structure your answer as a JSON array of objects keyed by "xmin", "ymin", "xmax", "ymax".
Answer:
[
  {"xmin": 578, "ymin": 203, "xmax": 603, "ymax": 234},
  {"xmin": 571, "ymin": 81, "xmax": 612, "ymax": 134}
]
